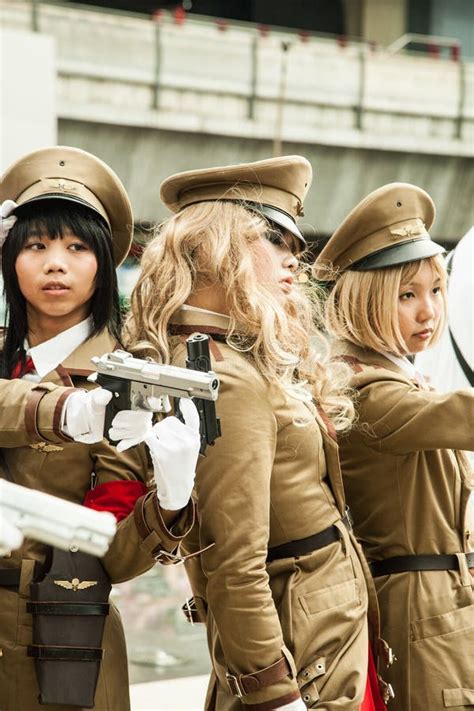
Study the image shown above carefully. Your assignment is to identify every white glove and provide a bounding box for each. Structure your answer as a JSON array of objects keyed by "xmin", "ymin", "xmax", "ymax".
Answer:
[
  {"xmin": 62, "ymin": 388, "xmax": 113, "ymax": 444},
  {"xmin": 108, "ymin": 409, "xmax": 154, "ymax": 451},
  {"xmin": 0, "ymin": 200, "xmax": 18, "ymax": 247},
  {"xmin": 276, "ymin": 698, "xmax": 306, "ymax": 711},
  {"xmin": 0, "ymin": 517, "xmax": 24, "ymax": 555},
  {"xmin": 110, "ymin": 399, "xmax": 201, "ymax": 510}
]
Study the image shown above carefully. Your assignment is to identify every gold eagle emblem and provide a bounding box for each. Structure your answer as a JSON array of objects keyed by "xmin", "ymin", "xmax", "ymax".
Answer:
[
  {"xmin": 29, "ymin": 442, "xmax": 63, "ymax": 453},
  {"xmin": 390, "ymin": 224, "xmax": 425, "ymax": 238},
  {"xmin": 54, "ymin": 578, "xmax": 97, "ymax": 592}
]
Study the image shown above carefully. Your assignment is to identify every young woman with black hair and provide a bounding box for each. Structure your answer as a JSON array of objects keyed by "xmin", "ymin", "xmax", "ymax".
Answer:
[{"xmin": 0, "ymin": 146, "xmax": 200, "ymax": 711}]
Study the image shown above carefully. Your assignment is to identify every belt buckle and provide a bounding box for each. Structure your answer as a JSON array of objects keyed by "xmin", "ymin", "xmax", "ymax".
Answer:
[{"xmin": 226, "ymin": 672, "xmax": 245, "ymax": 698}]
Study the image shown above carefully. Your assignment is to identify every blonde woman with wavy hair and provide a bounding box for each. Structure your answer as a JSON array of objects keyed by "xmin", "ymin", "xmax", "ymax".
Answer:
[
  {"xmin": 315, "ymin": 183, "xmax": 474, "ymax": 711},
  {"xmin": 124, "ymin": 157, "xmax": 388, "ymax": 711}
]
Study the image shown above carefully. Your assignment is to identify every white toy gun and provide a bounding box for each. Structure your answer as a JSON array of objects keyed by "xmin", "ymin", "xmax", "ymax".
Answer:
[
  {"xmin": 0, "ymin": 480, "xmax": 116, "ymax": 557},
  {"xmin": 92, "ymin": 334, "xmax": 221, "ymax": 454}
]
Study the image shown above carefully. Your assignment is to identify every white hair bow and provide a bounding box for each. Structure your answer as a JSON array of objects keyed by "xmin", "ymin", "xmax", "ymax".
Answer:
[{"xmin": 0, "ymin": 200, "xmax": 18, "ymax": 247}]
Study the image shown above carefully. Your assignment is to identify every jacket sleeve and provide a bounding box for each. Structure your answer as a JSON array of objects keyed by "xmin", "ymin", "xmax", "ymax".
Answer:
[
  {"xmin": 355, "ymin": 374, "xmax": 474, "ymax": 455},
  {"xmin": 0, "ymin": 378, "xmax": 75, "ymax": 447},
  {"xmin": 195, "ymin": 358, "xmax": 300, "ymax": 709},
  {"xmin": 90, "ymin": 440, "xmax": 195, "ymax": 583}
]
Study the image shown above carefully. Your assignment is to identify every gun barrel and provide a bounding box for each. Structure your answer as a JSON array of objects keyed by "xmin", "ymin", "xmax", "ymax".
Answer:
[
  {"xmin": 92, "ymin": 351, "xmax": 219, "ymax": 401},
  {"xmin": 0, "ymin": 480, "xmax": 116, "ymax": 557}
]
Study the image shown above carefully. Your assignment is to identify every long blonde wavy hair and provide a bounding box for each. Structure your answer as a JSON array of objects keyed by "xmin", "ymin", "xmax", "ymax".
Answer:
[{"xmin": 124, "ymin": 201, "xmax": 354, "ymax": 431}]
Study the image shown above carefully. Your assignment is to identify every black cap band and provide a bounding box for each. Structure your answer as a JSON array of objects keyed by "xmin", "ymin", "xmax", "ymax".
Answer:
[{"xmin": 350, "ymin": 237, "xmax": 445, "ymax": 271}]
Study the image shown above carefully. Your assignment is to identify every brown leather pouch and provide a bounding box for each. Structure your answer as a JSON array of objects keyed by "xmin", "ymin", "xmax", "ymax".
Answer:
[{"xmin": 27, "ymin": 547, "xmax": 111, "ymax": 708}]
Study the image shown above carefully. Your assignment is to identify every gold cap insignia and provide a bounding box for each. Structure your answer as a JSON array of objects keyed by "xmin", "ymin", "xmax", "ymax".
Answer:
[{"xmin": 389, "ymin": 224, "xmax": 425, "ymax": 239}]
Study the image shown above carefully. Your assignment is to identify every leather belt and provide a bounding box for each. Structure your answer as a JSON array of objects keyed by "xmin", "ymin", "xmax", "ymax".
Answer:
[
  {"xmin": 226, "ymin": 655, "xmax": 291, "ymax": 698},
  {"xmin": 267, "ymin": 510, "xmax": 352, "ymax": 563},
  {"xmin": 370, "ymin": 552, "xmax": 474, "ymax": 577},
  {"xmin": 27, "ymin": 645, "xmax": 103, "ymax": 661},
  {"xmin": 0, "ymin": 568, "xmax": 21, "ymax": 588}
]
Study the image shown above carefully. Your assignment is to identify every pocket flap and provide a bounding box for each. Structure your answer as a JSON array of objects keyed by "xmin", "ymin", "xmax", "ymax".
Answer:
[
  {"xmin": 411, "ymin": 604, "xmax": 474, "ymax": 641},
  {"xmin": 443, "ymin": 688, "xmax": 474, "ymax": 707},
  {"xmin": 299, "ymin": 579, "xmax": 359, "ymax": 616}
]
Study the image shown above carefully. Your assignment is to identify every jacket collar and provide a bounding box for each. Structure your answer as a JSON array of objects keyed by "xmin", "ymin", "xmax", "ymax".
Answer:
[
  {"xmin": 42, "ymin": 329, "xmax": 118, "ymax": 382},
  {"xmin": 170, "ymin": 307, "xmax": 231, "ymax": 333},
  {"xmin": 334, "ymin": 340, "xmax": 409, "ymax": 379}
]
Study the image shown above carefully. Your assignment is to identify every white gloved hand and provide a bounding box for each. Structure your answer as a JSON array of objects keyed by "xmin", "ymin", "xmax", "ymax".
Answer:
[
  {"xmin": 62, "ymin": 388, "xmax": 113, "ymax": 444},
  {"xmin": 0, "ymin": 200, "xmax": 18, "ymax": 247},
  {"xmin": 111, "ymin": 399, "xmax": 201, "ymax": 510},
  {"xmin": 0, "ymin": 517, "xmax": 24, "ymax": 555},
  {"xmin": 108, "ymin": 409, "xmax": 154, "ymax": 451},
  {"xmin": 275, "ymin": 698, "xmax": 307, "ymax": 711}
]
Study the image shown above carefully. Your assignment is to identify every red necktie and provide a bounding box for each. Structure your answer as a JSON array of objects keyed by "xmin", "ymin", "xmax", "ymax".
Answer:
[{"xmin": 11, "ymin": 356, "xmax": 35, "ymax": 379}]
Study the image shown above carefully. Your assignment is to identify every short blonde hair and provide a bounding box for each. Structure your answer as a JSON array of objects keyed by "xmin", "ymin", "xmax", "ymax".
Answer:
[
  {"xmin": 324, "ymin": 255, "xmax": 447, "ymax": 355},
  {"xmin": 125, "ymin": 201, "xmax": 355, "ymax": 431}
]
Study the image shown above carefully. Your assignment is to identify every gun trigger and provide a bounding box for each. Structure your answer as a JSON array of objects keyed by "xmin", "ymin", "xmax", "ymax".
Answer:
[
  {"xmin": 87, "ymin": 372, "xmax": 98, "ymax": 383},
  {"xmin": 162, "ymin": 395, "xmax": 172, "ymax": 413}
]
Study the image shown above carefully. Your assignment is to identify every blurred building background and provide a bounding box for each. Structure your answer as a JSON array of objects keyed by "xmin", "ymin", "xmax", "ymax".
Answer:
[{"xmin": 1, "ymin": 0, "xmax": 473, "ymax": 689}]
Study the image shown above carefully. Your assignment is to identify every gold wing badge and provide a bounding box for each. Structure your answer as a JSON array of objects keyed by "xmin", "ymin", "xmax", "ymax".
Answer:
[
  {"xmin": 390, "ymin": 224, "xmax": 425, "ymax": 238},
  {"xmin": 54, "ymin": 577, "xmax": 98, "ymax": 592}
]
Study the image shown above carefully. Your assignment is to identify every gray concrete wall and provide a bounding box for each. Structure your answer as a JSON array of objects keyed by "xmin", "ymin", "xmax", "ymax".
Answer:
[
  {"xmin": 59, "ymin": 119, "xmax": 473, "ymax": 243},
  {"xmin": 3, "ymin": 0, "xmax": 473, "ymax": 242}
]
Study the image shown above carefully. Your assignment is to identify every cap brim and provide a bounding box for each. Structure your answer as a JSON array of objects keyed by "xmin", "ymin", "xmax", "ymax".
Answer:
[
  {"xmin": 351, "ymin": 238, "xmax": 445, "ymax": 271},
  {"xmin": 251, "ymin": 204, "xmax": 306, "ymax": 246}
]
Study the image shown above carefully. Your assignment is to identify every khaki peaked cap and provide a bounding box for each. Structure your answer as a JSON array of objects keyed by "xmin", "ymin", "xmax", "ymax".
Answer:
[
  {"xmin": 0, "ymin": 146, "xmax": 133, "ymax": 266},
  {"xmin": 160, "ymin": 155, "xmax": 312, "ymax": 244},
  {"xmin": 314, "ymin": 182, "xmax": 444, "ymax": 281}
]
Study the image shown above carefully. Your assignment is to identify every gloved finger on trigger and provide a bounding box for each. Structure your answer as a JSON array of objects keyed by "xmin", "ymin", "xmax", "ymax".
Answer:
[
  {"xmin": 90, "ymin": 388, "xmax": 113, "ymax": 410},
  {"xmin": 177, "ymin": 398, "xmax": 200, "ymax": 432}
]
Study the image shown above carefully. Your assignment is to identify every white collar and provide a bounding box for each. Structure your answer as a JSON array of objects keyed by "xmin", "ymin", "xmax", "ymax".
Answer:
[
  {"xmin": 27, "ymin": 316, "xmax": 94, "ymax": 377},
  {"xmin": 381, "ymin": 351, "xmax": 419, "ymax": 380},
  {"xmin": 181, "ymin": 304, "xmax": 227, "ymax": 318}
]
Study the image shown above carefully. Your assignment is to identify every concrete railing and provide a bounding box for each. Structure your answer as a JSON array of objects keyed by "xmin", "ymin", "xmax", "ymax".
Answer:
[{"xmin": 2, "ymin": 0, "xmax": 473, "ymax": 156}]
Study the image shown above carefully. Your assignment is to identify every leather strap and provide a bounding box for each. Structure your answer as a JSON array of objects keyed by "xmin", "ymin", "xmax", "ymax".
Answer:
[
  {"xmin": 27, "ymin": 602, "xmax": 110, "ymax": 616},
  {"xmin": 449, "ymin": 329, "xmax": 474, "ymax": 386},
  {"xmin": 226, "ymin": 655, "xmax": 292, "ymax": 697},
  {"xmin": 27, "ymin": 645, "xmax": 103, "ymax": 661},
  {"xmin": 267, "ymin": 510, "xmax": 352, "ymax": 563},
  {"xmin": 0, "ymin": 568, "xmax": 21, "ymax": 587},
  {"xmin": 370, "ymin": 552, "xmax": 474, "ymax": 577}
]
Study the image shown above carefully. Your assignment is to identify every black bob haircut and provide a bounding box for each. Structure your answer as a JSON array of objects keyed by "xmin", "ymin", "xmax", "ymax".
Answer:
[{"xmin": 1, "ymin": 199, "xmax": 122, "ymax": 378}]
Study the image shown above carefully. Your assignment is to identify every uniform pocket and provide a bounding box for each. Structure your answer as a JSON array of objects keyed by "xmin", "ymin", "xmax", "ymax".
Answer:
[
  {"xmin": 299, "ymin": 578, "xmax": 359, "ymax": 616},
  {"xmin": 442, "ymin": 688, "xmax": 474, "ymax": 707},
  {"xmin": 410, "ymin": 604, "xmax": 474, "ymax": 708},
  {"xmin": 411, "ymin": 603, "xmax": 474, "ymax": 641}
]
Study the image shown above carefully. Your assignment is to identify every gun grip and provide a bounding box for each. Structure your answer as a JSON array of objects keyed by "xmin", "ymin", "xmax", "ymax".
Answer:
[{"xmin": 96, "ymin": 374, "xmax": 131, "ymax": 443}]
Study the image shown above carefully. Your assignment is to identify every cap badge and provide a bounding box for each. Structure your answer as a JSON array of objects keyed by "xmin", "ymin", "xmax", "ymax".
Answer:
[
  {"xmin": 389, "ymin": 224, "xmax": 425, "ymax": 239},
  {"xmin": 296, "ymin": 200, "xmax": 305, "ymax": 217},
  {"xmin": 47, "ymin": 178, "xmax": 78, "ymax": 194}
]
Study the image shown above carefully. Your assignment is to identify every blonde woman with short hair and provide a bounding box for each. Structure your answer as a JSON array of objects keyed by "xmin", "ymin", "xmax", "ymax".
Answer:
[
  {"xmin": 124, "ymin": 157, "xmax": 388, "ymax": 710},
  {"xmin": 315, "ymin": 183, "xmax": 474, "ymax": 711}
]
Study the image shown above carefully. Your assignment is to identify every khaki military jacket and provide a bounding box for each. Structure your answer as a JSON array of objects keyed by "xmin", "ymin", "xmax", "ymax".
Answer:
[
  {"xmin": 169, "ymin": 310, "xmax": 377, "ymax": 711},
  {"xmin": 0, "ymin": 330, "xmax": 194, "ymax": 711},
  {"xmin": 335, "ymin": 340, "xmax": 474, "ymax": 711}
]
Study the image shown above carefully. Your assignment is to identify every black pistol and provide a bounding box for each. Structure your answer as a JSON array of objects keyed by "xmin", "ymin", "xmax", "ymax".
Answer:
[{"xmin": 185, "ymin": 333, "xmax": 222, "ymax": 455}]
